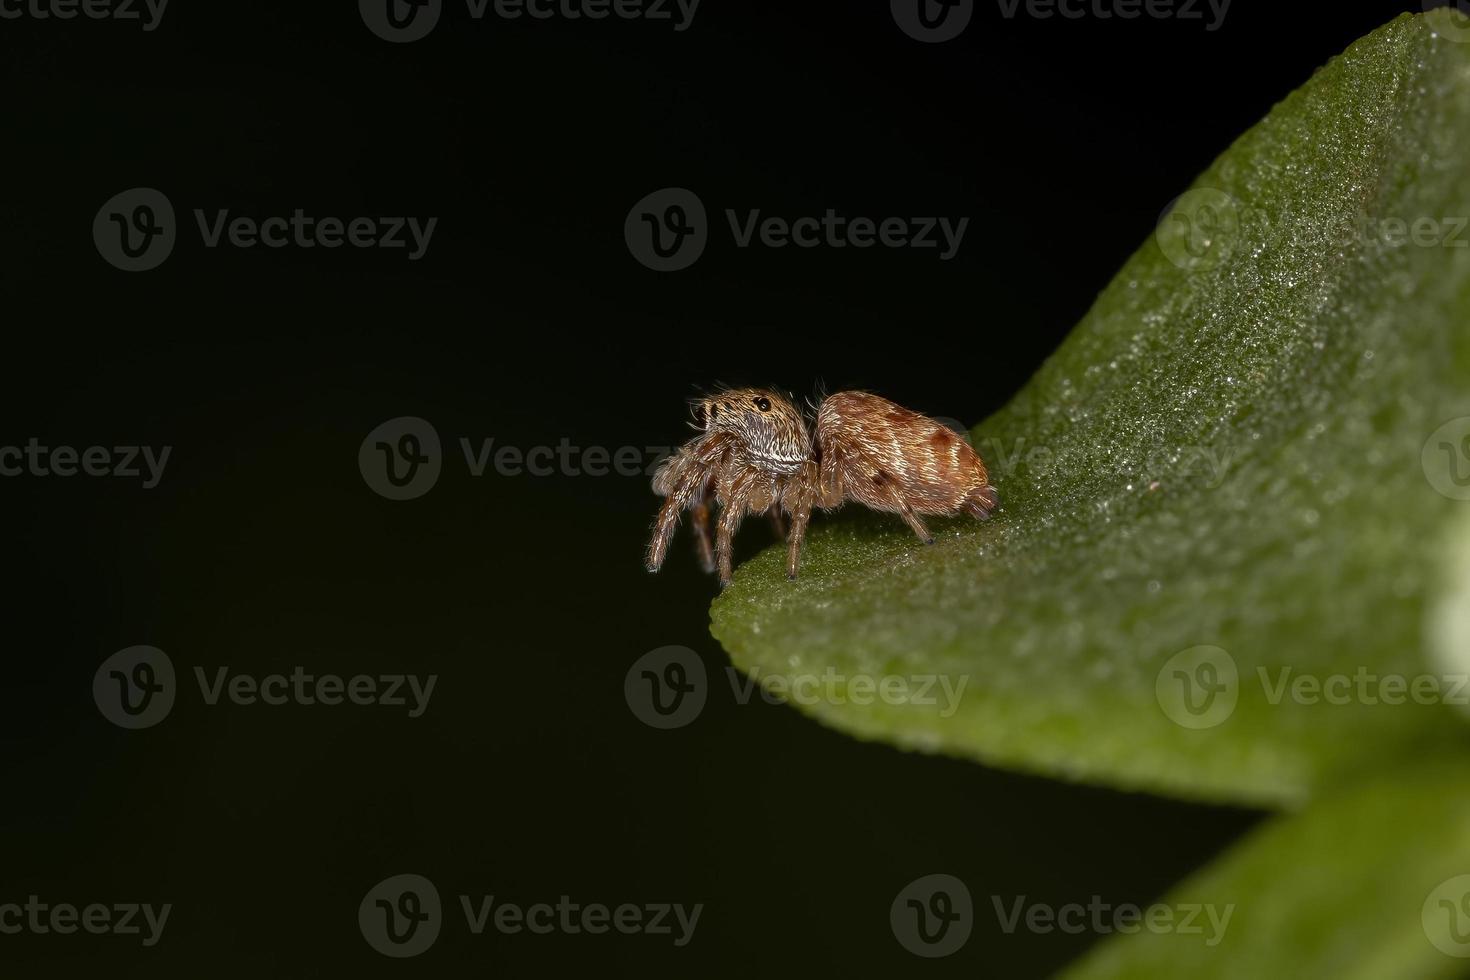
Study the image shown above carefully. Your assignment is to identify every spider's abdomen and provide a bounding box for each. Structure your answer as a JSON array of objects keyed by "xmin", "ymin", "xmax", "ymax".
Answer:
[{"xmin": 816, "ymin": 391, "xmax": 992, "ymax": 516}]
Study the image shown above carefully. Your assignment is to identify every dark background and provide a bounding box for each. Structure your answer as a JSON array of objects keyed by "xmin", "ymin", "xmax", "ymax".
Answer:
[{"xmin": 0, "ymin": 0, "xmax": 1434, "ymax": 975}]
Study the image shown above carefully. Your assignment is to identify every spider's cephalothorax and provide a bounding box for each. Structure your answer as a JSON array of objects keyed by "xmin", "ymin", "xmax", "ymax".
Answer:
[
  {"xmin": 647, "ymin": 388, "xmax": 813, "ymax": 586},
  {"xmin": 696, "ymin": 388, "xmax": 811, "ymax": 475},
  {"xmin": 647, "ymin": 387, "xmax": 999, "ymax": 587}
]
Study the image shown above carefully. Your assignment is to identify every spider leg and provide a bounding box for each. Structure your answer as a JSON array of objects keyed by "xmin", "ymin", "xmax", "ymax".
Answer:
[
  {"xmin": 827, "ymin": 442, "xmax": 935, "ymax": 545},
  {"xmin": 783, "ymin": 464, "xmax": 819, "ymax": 580},
  {"xmin": 767, "ymin": 506, "xmax": 787, "ymax": 539},
  {"xmin": 898, "ymin": 505, "xmax": 934, "ymax": 545},
  {"xmin": 785, "ymin": 500, "xmax": 812, "ymax": 580},
  {"xmin": 715, "ymin": 476, "xmax": 756, "ymax": 588},
  {"xmin": 965, "ymin": 484, "xmax": 1000, "ymax": 519},
  {"xmin": 690, "ymin": 480, "xmax": 717, "ymax": 574},
  {"xmin": 646, "ymin": 463, "xmax": 707, "ymax": 573},
  {"xmin": 817, "ymin": 446, "xmax": 845, "ymax": 508}
]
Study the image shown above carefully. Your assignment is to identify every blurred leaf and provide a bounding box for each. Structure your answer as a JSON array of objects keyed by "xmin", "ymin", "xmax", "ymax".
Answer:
[
  {"xmin": 1059, "ymin": 757, "xmax": 1470, "ymax": 979},
  {"xmin": 710, "ymin": 10, "xmax": 1470, "ymax": 806}
]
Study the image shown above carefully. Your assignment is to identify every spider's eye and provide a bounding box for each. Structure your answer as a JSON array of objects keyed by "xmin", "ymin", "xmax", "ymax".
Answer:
[{"xmin": 754, "ymin": 396, "xmax": 771, "ymax": 412}]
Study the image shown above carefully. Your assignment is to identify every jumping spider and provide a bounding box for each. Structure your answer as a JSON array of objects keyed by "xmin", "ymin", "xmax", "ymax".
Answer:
[{"xmin": 647, "ymin": 387, "xmax": 999, "ymax": 587}]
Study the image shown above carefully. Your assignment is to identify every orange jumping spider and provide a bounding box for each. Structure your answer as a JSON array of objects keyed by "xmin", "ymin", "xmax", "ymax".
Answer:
[{"xmin": 647, "ymin": 388, "xmax": 998, "ymax": 587}]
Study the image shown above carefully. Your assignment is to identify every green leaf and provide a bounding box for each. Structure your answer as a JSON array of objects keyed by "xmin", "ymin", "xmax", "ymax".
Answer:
[
  {"xmin": 710, "ymin": 10, "xmax": 1470, "ymax": 807},
  {"xmin": 1059, "ymin": 757, "xmax": 1470, "ymax": 979}
]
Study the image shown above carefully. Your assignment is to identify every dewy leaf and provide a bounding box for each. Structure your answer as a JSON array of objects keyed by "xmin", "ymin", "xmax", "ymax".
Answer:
[
  {"xmin": 710, "ymin": 10, "xmax": 1470, "ymax": 807},
  {"xmin": 1059, "ymin": 758, "xmax": 1470, "ymax": 980}
]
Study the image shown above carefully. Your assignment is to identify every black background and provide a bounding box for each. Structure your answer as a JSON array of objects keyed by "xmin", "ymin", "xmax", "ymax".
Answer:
[{"xmin": 0, "ymin": 0, "xmax": 1435, "ymax": 976}]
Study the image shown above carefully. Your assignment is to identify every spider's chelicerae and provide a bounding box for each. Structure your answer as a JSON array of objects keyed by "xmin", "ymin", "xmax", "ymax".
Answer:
[{"xmin": 647, "ymin": 387, "xmax": 999, "ymax": 587}]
